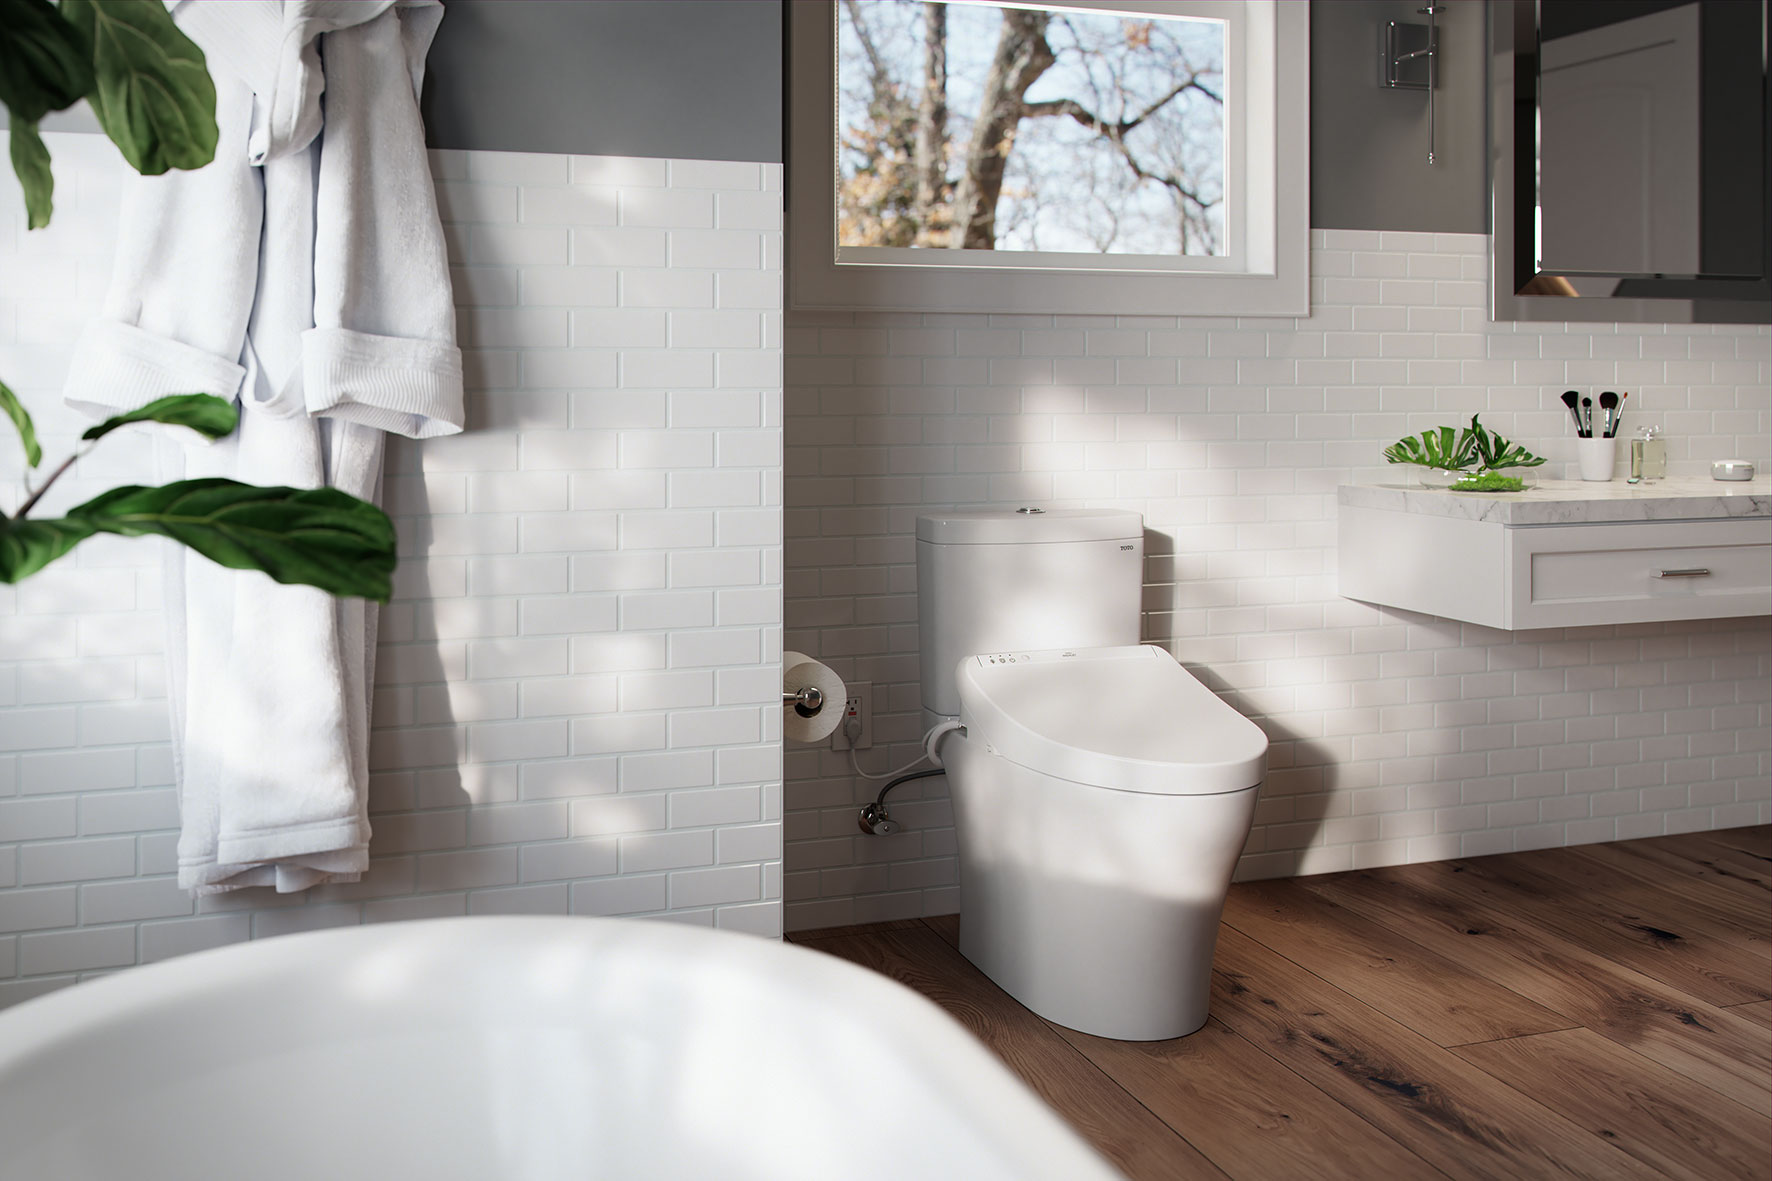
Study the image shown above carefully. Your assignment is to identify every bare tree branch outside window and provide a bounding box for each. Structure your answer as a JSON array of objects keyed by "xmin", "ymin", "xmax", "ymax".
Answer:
[{"xmin": 837, "ymin": 0, "xmax": 1226, "ymax": 256}]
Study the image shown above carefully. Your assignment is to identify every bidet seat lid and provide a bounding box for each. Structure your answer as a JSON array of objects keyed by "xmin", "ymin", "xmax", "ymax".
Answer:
[
  {"xmin": 916, "ymin": 508, "xmax": 1142, "ymax": 545},
  {"xmin": 956, "ymin": 645, "xmax": 1267, "ymax": 794}
]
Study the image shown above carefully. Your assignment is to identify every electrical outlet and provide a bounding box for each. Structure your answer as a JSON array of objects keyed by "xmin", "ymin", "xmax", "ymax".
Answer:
[{"xmin": 831, "ymin": 681, "xmax": 872, "ymax": 750}]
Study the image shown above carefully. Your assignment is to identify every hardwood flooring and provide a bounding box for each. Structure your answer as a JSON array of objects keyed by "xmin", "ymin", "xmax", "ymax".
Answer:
[{"xmin": 787, "ymin": 826, "xmax": 1772, "ymax": 1180}]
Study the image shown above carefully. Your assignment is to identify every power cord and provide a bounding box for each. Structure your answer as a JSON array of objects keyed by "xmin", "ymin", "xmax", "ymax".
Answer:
[{"xmin": 847, "ymin": 739, "xmax": 930, "ymax": 783}]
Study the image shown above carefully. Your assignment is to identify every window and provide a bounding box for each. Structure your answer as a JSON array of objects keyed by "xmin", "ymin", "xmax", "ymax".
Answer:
[{"xmin": 788, "ymin": 1, "xmax": 1308, "ymax": 316}]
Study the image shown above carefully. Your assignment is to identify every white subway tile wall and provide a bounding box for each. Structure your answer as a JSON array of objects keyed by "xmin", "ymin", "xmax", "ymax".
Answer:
[
  {"xmin": 0, "ymin": 135, "xmax": 783, "ymax": 1006},
  {"xmin": 782, "ymin": 230, "xmax": 1772, "ymax": 932}
]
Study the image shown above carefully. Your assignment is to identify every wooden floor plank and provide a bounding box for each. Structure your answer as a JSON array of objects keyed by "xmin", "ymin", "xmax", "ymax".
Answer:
[
  {"xmin": 1685, "ymin": 825, "xmax": 1772, "ymax": 861},
  {"xmin": 1210, "ymin": 926, "xmax": 1664, "ymax": 1180},
  {"xmin": 811, "ymin": 926, "xmax": 1227, "ymax": 1181},
  {"xmin": 1221, "ymin": 878, "xmax": 1575, "ymax": 1047},
  {"xmin": 1566, "ymin": 840, "xmax": 1772, "ymax": 923},
  {"xmin": 1467, "ymin": 846, "xmax": 1770, "ymax": 961},
  {"xmin": 914, "ymin": 908, "xmax": 1432, "ymax": 1178},
  {"xmin": 784, "ymin": 917, "xmax": 923, "ymax": 944},
  {"xmin": 1401, "ymin": 857, "xmax": 1770, "ymax": 1007},
  {"xmin": 923, "ymin": 911, "xmax": 960, "ymax": 949},
  {"xmin": 1054, "ymin": 1016, "xmax": 1447, "ymax": 1181},
  {"xmin": 800, "ymin": 830, "xmax": 1772, "ymax": 1180},
  {"xmin": 1452, "ymin": 1028, "xmax": 1772, "ymax": 1181},
  {"xmin": 1305, "ymin": 865, "xmax": 1772, "ymax": 1117},
  {"xmin": 1653, "ymin": 832, "xmax": 1772, "ymax": 892}
]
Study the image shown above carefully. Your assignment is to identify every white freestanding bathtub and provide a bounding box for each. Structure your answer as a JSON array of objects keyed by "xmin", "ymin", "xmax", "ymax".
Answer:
[{"xmin": 0, "ymin": 917, "xmax": 1124, "ymax": 1181}]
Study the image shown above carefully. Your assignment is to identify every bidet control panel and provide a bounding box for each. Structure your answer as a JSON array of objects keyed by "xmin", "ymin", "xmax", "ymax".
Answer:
[
  {"xmin": 974, "ymin": 646, "xmax": 1161, "ymax": 669},
  {"xmin": 978, "ymin": 651, "xmax": 1064, "ymax": 666}
]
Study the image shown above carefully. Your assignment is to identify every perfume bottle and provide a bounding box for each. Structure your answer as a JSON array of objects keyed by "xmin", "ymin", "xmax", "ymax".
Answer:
[{"xmin": 1629, "ymin": 425, "xmax": 1666, "ymax": 482}]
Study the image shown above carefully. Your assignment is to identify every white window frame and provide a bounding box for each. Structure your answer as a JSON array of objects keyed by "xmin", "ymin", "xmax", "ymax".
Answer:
[{"xmin": 787, "ymin": 0, "xmax": 1309, "ymax": 316}]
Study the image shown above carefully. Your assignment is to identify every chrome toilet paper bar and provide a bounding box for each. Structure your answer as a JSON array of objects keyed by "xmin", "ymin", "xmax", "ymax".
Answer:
[
  {"xmin": 782, "ymin": 651, "xmax": 845, "ymax": 743},
  {"xmin": 782, "ymin": 686, "xmax": 824, "ymax": 715}
]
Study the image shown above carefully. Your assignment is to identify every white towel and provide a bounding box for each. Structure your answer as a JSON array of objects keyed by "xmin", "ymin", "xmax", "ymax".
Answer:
[{"xmin": 63, "ymin": 0, "xmax": 461, "ymax": 894}]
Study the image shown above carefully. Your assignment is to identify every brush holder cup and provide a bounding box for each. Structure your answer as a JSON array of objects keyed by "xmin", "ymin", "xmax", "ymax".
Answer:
[{"xmin": 1576, "ymin": 436, "xmax": 1615, "ymax": 482}]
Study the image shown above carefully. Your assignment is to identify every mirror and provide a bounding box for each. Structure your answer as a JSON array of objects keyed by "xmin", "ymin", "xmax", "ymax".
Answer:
[{"xmin": 1490, "ymin": 0, "xmax": 1771, "ymax": 323}]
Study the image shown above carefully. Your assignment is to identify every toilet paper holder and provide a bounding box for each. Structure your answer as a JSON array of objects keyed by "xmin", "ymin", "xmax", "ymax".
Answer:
[
  {"xmin": 782, "ymin": 686, "xmax": 824, "ymax": 717},
  {"xmin": 782, "ymin": 651, "xmax": 846, "ymax": 744}
]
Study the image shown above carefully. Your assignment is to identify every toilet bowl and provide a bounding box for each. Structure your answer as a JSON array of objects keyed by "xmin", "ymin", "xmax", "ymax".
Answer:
[
  {"xmin": 944, "ymin": 645, "xmax": 1264, "ymax": 1040},
  {"xmin": 916, "ymin": 509, "xmax": 1268, "ymax": 1041}
]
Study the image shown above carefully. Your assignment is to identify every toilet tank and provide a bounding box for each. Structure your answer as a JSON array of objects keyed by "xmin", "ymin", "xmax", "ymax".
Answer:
[{"xmin": 916, "ymin": 509, "xmax": 1144, "ymax": 718}]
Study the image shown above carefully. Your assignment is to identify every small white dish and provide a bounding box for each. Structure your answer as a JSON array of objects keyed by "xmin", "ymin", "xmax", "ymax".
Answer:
[{"xmin": 1712, "ymin": 460, "xmax": 1755, "ymax": 481}]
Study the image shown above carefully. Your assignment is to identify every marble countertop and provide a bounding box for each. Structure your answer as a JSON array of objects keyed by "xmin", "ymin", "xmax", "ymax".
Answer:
[{"xmin": 1339, "ymin": 476, "xmax": 1772, "ymax": 524}]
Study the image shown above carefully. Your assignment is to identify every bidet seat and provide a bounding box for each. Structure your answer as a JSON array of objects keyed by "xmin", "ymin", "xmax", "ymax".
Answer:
[
  {"xmin": 955, "ymin": 645, "xmax": 1266, "ymax": 794},
  {"xmin": 944, "ymin": 644, "xmax": 1268, "ymax": 1041}
]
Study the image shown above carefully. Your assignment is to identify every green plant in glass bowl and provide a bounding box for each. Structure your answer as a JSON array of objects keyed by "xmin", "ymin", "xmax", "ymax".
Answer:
[{"xmin": 1383, "ymin": 415, "xmax": 1546, "ymax": 492}]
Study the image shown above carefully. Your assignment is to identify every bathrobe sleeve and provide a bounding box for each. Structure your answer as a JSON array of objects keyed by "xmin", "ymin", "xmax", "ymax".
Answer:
[
  {"xmin": 302, "ymin": 2, "xmax": 465, "ymax": 440},
  {"xmin": 61, "ymin": 71, "xmax": 260, "ymax": 419}
]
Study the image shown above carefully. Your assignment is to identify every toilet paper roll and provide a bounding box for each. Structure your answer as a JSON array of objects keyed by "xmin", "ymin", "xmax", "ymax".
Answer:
[{"xmin": 782, "ymin": 652, "xmax": 845, "ymax": 745}]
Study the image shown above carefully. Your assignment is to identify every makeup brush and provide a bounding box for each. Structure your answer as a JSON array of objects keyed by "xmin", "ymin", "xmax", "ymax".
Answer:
[
  {"xmin": 1607, "ymin": 391, "xmax": 1628, "ymax": 438},
  {"xmin": 1560, "ymin": 390, "xmax": 1584, "ymax": 434},
  {"xmin": 1581, "ymin": 396, "xmax": 1594, "ymax": 438},
  {"xmin": 1599, "ymin": 390, "xmax": 1618, "ymax": 439}
]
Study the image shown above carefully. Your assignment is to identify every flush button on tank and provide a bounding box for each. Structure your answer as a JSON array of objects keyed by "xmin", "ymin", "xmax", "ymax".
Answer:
[{"xmin": 1016, "ymin": 507, "xmax": 1044, "ymax": 514}]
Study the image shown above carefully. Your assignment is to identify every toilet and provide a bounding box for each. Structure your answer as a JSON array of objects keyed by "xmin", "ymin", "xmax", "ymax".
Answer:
[{"xmin": 917, "ymin": 508, "xmax": 1267, "ymax": 1041}]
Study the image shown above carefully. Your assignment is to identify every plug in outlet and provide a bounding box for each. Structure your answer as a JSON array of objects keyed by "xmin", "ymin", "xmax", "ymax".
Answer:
[{"xmin": 831, "ymin": 681, "xmax": 872, "ymax": 750}]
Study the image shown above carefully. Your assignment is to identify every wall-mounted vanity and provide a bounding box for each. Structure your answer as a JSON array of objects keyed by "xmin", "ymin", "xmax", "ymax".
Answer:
[{"xmin": 1338, "ymin": 480, "xmax": 1772, "ymax": 629}]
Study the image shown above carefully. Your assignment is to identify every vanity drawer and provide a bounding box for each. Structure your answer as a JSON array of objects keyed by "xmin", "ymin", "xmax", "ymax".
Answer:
[{"xmin": 1508, "ymin": 519, "xmax": 1771, "ymax": 628}]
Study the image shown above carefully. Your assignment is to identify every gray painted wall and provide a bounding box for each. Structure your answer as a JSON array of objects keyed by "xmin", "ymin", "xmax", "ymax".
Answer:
[
  {"xmin": 3, "ymin": 2, "xmax": 786, "ymax": 164},
  {"xmin": 11, "ymin": 105, "xmax": 102, "ymax": 135},
  {"xmin": 1310, "ymin": 0, "xmax": 1488, "ymax": 233},
  {"xmin": 421, "ymin": 0, "xmax": 783, "ymax": 163},
  {"xmin": 11, "ymin": 2, "xmax": 1481, "ymax": 230}
]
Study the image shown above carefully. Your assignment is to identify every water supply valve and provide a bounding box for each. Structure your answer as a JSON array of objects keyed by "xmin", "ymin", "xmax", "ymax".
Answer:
[{"xmin": 857, "ymin": 801, "xmax": 901, "ymax": 836}]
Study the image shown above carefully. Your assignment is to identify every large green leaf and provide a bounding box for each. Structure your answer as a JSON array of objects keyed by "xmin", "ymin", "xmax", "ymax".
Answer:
[
  {"xmin": 0, "ymin": 515, "xmax": 96, "ymax": 583},
  {"xmin": 68, "ymin": 479, "xmax": 396, "ymax": 602},
  {"xmin": 0, "ymin": 379, "xmax": 42, "ymax": 467},
  {"xmin": 1383, "ymin": 423, "xmax": 1477, "ymax": 472},
  {"xmin": 81, "ymin": 393, "xmax": 237, "ymax": 444},
  {"xmin": 59, "ymin": 0, "xmax": 216, "ymax": 176},
  {"xmin": 0, "ymin": 0, "xmax": 95, "ymax": 122},
  {"xmin": 1384, "ymin": 415, "xmax": 1548, "ymax": 474},
  {"xmin": 7, "ymin": 116, "xmax": 53, "ymax": 229},
  {"xmin": 1464, "ymin": 414, "xmax": 1547, "ymax": 471}
]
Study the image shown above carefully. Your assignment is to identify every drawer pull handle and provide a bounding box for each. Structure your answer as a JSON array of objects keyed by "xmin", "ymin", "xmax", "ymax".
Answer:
[{"xmin": 1656, "ymin": 568, "xmax": 1712, "ymax": 578}]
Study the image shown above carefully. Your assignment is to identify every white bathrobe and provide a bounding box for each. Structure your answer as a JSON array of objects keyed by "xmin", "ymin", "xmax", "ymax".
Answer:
[{"xmin": 63, "ymin": 1, "xmax": 463, "ymax": 893}]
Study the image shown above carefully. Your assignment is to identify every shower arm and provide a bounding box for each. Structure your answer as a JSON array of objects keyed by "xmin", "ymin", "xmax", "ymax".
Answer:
[
  {"xmin": 1421, "ymin": 3, "xmax": 1442, "ymax": 165},
  {"xmin": 1385, "ymin": 5, "xmax": 1445, "ymax": 165}
]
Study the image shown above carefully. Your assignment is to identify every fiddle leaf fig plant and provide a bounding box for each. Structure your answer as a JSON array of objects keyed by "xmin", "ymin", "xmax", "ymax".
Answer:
[
  {"xmin": 57, "ymin": 476, "xmax": 397, "ymax": 600},
  {"xmin": 1, "ymin": 0, "xmax": 397, "ymax": 602},
  {"xmin": 80, "ymin": 391, "xmax": 238, "ymax": 443},
  {"xmin": 2, "ymin": 0, "xmax": 215, "ymax": 226},
  {"xmin": 0, "ymin": 393, "xmax": 396, "ymax": 600},
  {"xmin": 0, "ymin": 380, "xmax": 42, "ymax": 468},
  {"xmin": 58, "ymin": 0, "xmax": 219, "ymax": 177},
  {"xmin": 1384, "ymin": 415, "xmax": 1547, "ymax": 492},
  {"xmin": 0, "ymin": 0, "xmax": 92, "ymax": 228}
]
